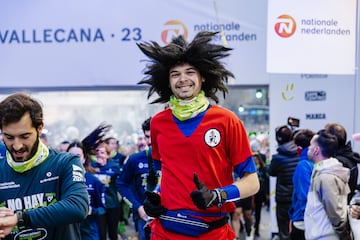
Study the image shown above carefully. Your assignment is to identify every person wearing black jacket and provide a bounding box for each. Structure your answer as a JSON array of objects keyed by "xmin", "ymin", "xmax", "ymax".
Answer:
[{"xmin": 269, "ymin": 125, "xmax": 299, "ymax": 240}]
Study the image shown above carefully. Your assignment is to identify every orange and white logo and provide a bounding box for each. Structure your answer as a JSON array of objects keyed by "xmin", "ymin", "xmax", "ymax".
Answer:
[
  {"xmin": 161, "ymin": 20, "xmax": 188, "ymax": 44},
  {"xmin": 274, "ymin": 15, "xmax": 296, "ymax": 38}
]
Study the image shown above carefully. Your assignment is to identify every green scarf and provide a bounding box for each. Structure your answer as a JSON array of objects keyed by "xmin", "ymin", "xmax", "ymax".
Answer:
[
  {"xmin": 169, "ymin": 91, "xmax": 209, "ymax": 121},
  {"xmin": 7, "ymin": 141, "xmax": 49, "ymax": 173}
]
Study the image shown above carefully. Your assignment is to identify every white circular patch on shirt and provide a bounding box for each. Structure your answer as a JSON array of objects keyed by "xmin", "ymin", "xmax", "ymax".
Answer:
[{"xmin": 204, "ymin": 128, "xmax": 221, "ymax": 147}]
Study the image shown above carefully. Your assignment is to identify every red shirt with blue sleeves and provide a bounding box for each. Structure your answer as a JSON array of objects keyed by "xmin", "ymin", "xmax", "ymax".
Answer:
[{"xmin": 150, "ymin": 105, "xmax": 253, "ymax": 239}]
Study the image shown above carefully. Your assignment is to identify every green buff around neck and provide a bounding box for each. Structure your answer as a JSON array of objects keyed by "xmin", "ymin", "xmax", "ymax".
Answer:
[
  {"xmin": 6, "ymin": 141, "xmax": 49, "ymax": 173},
  {"xmin": 169, "ymin": 91, "xmax": 209, "ymax": 121}
]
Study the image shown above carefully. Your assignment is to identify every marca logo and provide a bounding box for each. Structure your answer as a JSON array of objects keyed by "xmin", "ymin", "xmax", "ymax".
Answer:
[
  {"xmin": 305, "ymin": 91, "xmax": 326, "ymax": 101},
  {"xmin": 161, "ymin": 20, "xmax": 188, "ymax": 44},
  {"xmin": 274, "ymin": 15, "xmax": 296, "ymax": 38}
]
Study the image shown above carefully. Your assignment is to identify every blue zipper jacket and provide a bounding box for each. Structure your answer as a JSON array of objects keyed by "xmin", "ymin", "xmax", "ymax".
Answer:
[{"xmin": 289, "ymin": 147, "xmax": 313, "ymax": 222}]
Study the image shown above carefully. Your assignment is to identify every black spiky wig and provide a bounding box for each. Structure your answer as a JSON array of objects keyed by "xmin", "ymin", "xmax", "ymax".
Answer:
[{"xmin": 137, "ymin": 31, "xmax": 235, "ymax": 104}]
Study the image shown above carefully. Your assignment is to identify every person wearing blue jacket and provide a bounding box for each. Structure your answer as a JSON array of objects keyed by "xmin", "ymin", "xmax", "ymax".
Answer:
[
  {"xmin": 0, "ymin": 93, "xmax": 89, "ymax": 240},
  {"xmin": 67, "ymin": 140, "xmax": 106, "ymax": 240},
  {"xmin": 288, "ymin": 129, "xmax": 315, "ymax": 240},
  {"xmin": 117, "ymin": 117, "xmax": 160, "ymax": 240},
  {"xmin": 91, "ymin": 141, "xmax": 122, "ymax": 240},
  {"xmin": 0, "ymin": 141, "xmax": 5, "ymax": 159}
]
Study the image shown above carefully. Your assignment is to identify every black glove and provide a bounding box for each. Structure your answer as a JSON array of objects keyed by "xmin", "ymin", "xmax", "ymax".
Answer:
[
  {"xmin": 143, "ymin": 191, "xmax": 167, "ymax": 218},
  {"xmin": 190, "ymin": 173, "xmax": 221, "ymax": 209},
  {"xmin": 146, "ymin": 169, "xmax": 158, "ymax": 191}
]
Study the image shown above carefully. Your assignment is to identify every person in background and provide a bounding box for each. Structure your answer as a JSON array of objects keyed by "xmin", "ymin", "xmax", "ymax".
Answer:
[
  {"xmin": 67, "ymin": 140, "xmax": 106, "ymax": 240},
  {"xmin": 117, "ymin": 117, "xmax": 160, "ymax": 240},
  {"xmin": 92, "ymin": 140, "xmax": 122, "ymax": 240},
  {"xmin": 104, "ymin": 136, "xmax": 126, "ymax": 168},
  {"xmin": 324, "ymin": 123, "xmax": 360, "ymax": 239},
  {"xmin": 250, "ymin": 138, "xmax": 270, "ymax": 211},
  {"xmin": 288, "ymin": 128, "xmax": 315, "ymax": 240},
  {"xmin": 103, "ymin": 136, "xmax": 129, "ymax": 235},
  {"xmin": 253, "ymin": 152, "xmax": 268, "ymax": 238},
  {"xmin": 0, "ymin": 92, "xmax": 88, "ymax": 239},
  {"xmin": 58, "ymin": 140, "xmax": 70, "ymax": 152},
  {"xmin": 137, "ymin": 130, "xmax": 148, "ymax": 152},
  {"xmin": 137, "ymin": 31, "xmax": 259, "ymax": 239},
  {"xmin": 269, "ymin": 125, "xmax": 299, "ymax": 240},
  {"xmin": 230, "ymin": 176, "xmax": 254, "ymax": 240},
  {"xmin": 0, "ymin": 140, "xmax": 5, "ymax": 159},
  {"xmin": 39, "ymin": 132, "xmax": 49, "ymax": 146},
  {"xmin": 304, "ymin": 130, "xmax": 350, "ymax": 239}
]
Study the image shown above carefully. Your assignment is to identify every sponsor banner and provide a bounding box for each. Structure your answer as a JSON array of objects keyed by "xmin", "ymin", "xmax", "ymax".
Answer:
[
  {"xmin": 267, "ymin": 0, "xmax": 356, "ymax": 74},
  {"xmin": 268, "ymin": 73, "xmax": 356, "ymax": 232},
  {"xmin": 0, "ymin": 0, "xmax": 267, "ymax": 87}
]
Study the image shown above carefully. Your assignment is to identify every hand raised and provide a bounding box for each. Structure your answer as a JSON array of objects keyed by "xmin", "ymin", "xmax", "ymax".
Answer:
[{"xmin": 190, "ymin": 173, "xmax": 221, "ymax": 209}]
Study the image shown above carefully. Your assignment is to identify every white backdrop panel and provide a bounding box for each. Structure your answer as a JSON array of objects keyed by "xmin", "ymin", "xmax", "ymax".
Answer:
[{"xmin": 0, "ymin": 0, "xmax": 268, "ymax": 87}]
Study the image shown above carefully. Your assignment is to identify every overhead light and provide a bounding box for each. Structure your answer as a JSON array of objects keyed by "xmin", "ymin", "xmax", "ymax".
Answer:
[
  {"xmin": 238, "ymin": 105, "xmax": 245, "ymax": 112},
  {"xmin": 255, "ymin": 89, "xmax": 263, "ymax": 99}
]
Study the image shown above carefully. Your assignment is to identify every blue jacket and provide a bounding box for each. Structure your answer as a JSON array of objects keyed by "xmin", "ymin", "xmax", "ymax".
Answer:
[
  {"xmin": 117, "ymin": 148, "xmax": 160, "ymax": 212},
  {"xmin": 0, "ymin": 142, "xmax": 6, "ymax": 159},
  {"xmin": 289, "ymin": 147, "xmax": 313, "ymax": 222},
  {"xmin": 92, "ymin": 160, "xmax": 121, "ymax": 209}
]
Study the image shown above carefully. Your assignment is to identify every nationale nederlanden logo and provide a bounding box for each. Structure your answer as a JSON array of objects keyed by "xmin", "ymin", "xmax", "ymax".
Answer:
[
  {"xmin": 274, "ymin": 15, "xmax": 296, "ymax": 38},
  {"xmin": 161, "ymin": 20, "xmax": 188, "ymax": 44}
]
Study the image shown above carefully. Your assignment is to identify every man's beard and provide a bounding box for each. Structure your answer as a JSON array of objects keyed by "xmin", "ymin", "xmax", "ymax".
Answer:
[{"xmin": 6, "ymin": 135, "xmax": 40, "ymax": 162}]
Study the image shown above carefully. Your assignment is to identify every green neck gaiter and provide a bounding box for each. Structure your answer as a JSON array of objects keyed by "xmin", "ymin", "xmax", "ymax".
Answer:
[
  {"xmin": 169, "ymin": 90, "xmax": 209, "ymax": 121},
  {"xmin": 7, "ymin": 141, "xmax": 49, "ymax": 173}
]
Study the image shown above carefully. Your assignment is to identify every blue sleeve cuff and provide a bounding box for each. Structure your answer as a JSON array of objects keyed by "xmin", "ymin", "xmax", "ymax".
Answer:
[
  {"xmin": 234, "ymin": 156, "xmax": 257, "ymax": 178},
  {"xmin": 218, "ymin": 184, "xmax": 240, "ymax": 203}
]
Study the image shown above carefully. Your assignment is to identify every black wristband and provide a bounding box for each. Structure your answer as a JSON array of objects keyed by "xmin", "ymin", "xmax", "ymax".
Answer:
[
  {"xmin": 16, "ymin": 210, "xmax": 30, "ymax": 228},
  {"xmin": 16, "ymin": 211, "xmax": 25, "ymax": 228}
]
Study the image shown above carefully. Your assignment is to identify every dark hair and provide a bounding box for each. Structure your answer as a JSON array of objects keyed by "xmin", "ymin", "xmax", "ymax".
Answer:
[
  {"xmin": 275, "ymin": 125, "xmax": 293, "ymax": 145},
  {"xmin": 67, "ymin": 140, "xmax": 84, "ymax": 152},
  {"xmin": 67, "ymin": 140, "xmax": 97, "ymax": 173},
  {"xmin": 253, "ymin": 152, "xmax": 266, "ymax": 168},
  {"xmin": 294, "ymin": 129, "xmax": 315, "ymax": 148},
  {"xmin": 137, "ymin": 31, "xmax": 234, "ymax": 103},
  {"xmin": 324, "ymin": 123, "xmax": 347, "ymax": 147},
  {"xmin": 142, "ymin": 117, "xmax": 151, "ymax": 133},
  {"xmin": 316, "ymin": 130, "xmax": 338, "ymax": 158},
  {"xmin": 0, "ymin": 92, "xmax": 43, "ymax": 130}
]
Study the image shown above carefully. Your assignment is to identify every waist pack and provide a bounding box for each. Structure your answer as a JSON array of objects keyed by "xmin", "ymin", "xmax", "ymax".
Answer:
[{"xmin": 159, "ymin": 210, "xmax": 228, "ymax": 237}]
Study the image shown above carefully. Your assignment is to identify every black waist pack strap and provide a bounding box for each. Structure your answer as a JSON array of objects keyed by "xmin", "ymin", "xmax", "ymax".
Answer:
[{"xmin": 207, "ymin": 216, "xmax": 229, "ymax": 230}]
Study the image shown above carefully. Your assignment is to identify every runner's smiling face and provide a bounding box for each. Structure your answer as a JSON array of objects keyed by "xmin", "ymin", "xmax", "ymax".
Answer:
[
  {"xmin": 169, "ymin": 63, "xmax": 203, "ymax": 100},
  {"xmin": 2, "ymin": 112, "xmax": 42, "ymax": 162}
]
